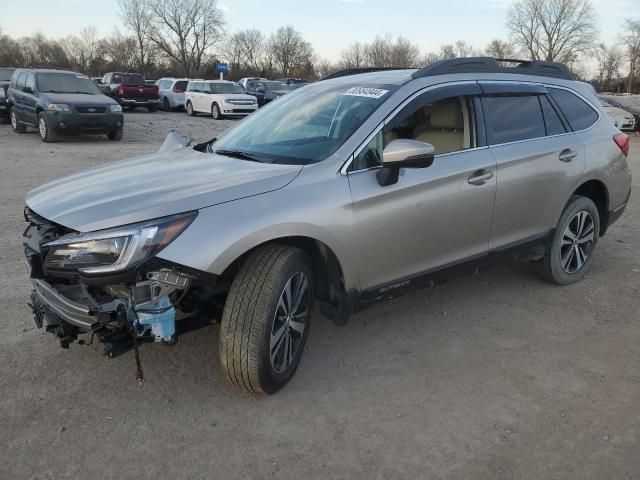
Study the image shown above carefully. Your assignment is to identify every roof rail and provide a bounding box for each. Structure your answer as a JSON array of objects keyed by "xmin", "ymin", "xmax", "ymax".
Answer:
[
  {"xmin": 411, "ymin": 57, "xmax": 574, "ymax": 81},
  {"xmin": 321, "ymin": 67, "xmax": 413, "ymax": 81}
]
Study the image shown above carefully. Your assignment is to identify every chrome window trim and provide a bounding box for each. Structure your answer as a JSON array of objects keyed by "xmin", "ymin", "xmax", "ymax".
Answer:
[{"xmin": 340, "ymin": 80, "xmax": 602, "ymax": 176}]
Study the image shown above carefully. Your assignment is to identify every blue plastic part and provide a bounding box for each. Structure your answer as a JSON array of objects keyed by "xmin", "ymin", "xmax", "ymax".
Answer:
[{"xmin": 135, "ymin": 296, "xmax": 176, "ymax": 342}]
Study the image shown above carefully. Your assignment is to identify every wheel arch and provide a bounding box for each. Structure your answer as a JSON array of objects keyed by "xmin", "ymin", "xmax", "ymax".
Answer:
[
  {"xmin": 567, "ymin": 179, "xmax": 609, "ymax": 236},
  {"xmin": 218, "ymin": 236, "xmax": 347, "ymax": 305}
]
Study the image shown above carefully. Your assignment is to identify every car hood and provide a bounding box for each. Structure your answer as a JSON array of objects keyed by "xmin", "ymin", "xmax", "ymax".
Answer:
[
  {"xmin": 26, "ymin": 148, "xmax": 303, "ymax": 232},
  {"xmin": 42, "ymin": 92, "xmax": 117, "ymax": 105},
  {"xmin": 604, "ymin": 106, "xmax": 632, "ymax": 118}
]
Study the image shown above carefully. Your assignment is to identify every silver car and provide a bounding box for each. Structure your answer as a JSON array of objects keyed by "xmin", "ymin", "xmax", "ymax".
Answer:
[
  {"xmin": 155, "ymin": 77, "xmax": 189, "ymax": 111},
  {"xmin": 23, "ymin": 58, "xmax": 632, "ymax": 394}
]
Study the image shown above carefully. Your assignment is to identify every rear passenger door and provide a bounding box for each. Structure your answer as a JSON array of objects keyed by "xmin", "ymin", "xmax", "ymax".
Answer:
[{"xmin": 480, "ymin": 82, "xmax": 586, "ymax": 250}]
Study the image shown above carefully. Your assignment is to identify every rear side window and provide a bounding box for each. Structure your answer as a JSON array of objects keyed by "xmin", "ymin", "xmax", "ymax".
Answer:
[
  {"xmin": 548, "ymin": 88, "xmax": 598, "ymax": 131},
  {"xmin": 483, "ymin": 95, "xmax": 545, "ymax": 145},
  {"xmin": 539, "ymin": 95, "xmax": 567, "ymax": 136},
  {"xmin": 16, "ymin": 72, "xmax": 27, "ymax": 89}
]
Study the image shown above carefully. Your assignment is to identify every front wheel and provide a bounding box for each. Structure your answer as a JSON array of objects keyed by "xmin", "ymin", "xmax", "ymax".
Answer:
[
  {"xmin": 107, "ymin": 127, "xmax": 123, "ymax": 141},
  {"xmin": 211, "ymin": 102, "xmax": 222, "ymax": 120},
  {"xmin": 38, "ymin": 112, "xmax": 57, "ymax": 142},
  {"xmin": 219, "ymin": 244, "xmax": 313, "ymax": 394},
  {"xmin": 531, "ymin": 195, "xmax": 600, "ymax": 285}
]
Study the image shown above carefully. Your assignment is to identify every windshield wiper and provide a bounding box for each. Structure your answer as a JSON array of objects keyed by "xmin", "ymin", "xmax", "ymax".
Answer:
[{"xmin": 214, "ymin": 149, "xmax": 267, "ymax": 163}]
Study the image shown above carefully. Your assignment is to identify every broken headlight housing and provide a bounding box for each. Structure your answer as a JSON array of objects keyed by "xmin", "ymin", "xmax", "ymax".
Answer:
[{"xmin": 42, "ymin": 211, "xmax": 196, "ymax": 274}]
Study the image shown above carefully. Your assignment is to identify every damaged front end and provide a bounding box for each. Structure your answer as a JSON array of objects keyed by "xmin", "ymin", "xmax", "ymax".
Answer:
[{"xmin": 23, "ymin": 207, "xmax": 216, "ymax": 361}]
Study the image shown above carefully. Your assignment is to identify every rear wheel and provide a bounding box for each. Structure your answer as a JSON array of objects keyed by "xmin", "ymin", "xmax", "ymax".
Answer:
[
  {"xmin": 163, "ymin": 98, "xmax": 171, "ymax": 111},
  {"xmin": 186, "ymin": 101, "xmax": 195, "ymax": 116},
  {"xmin": 531, "ymin": 195, "xmax": 600, "ymax": 285},
  {"xmin": 219, "ymin": 244, "xmax": 313, "ymax": 394},
  {"xmin": 11, "ymin": 110, "xmax": 26, "ymax": 133},
  {"xmin": 211, "ymin": 102, "xmax": 222, "ymax": 120},
  {"xmin": 38, "ymin": 112, "xmax": 57, "ymax": 142}
]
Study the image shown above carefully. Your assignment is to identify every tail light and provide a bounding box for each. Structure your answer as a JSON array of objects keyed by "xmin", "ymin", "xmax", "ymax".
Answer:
[
  {"xmin": 118, "ymin": 85, "xmax": 124, "ymax": 96},
  {"xmin": 172, "ymin": 86, "xmax": 184, "ymax": 93},
  {"xmin": 613, "ymin": 133, "xmax": 630, "ymax": 157}
]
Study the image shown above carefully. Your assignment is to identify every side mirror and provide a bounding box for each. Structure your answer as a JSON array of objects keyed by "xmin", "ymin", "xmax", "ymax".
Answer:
[
  {"xmin": 376, "ymin": 139, "xmax": 435, "ymax": 187},
  {"xmin": 23, "ymin": 86, "xmax": 33, "ymax": 94},
  {"xmin": 256, "ymin": 87, "xmax": 265, "ymax": 94}
]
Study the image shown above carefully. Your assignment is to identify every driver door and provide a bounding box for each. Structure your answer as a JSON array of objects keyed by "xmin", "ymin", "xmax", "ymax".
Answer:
[{"xmin": 347, "ymin": 83, "xmax": 497, "ymax": 294}]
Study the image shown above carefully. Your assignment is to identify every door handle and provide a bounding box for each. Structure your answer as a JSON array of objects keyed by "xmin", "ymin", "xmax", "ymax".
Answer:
[
  {"xmin": 559, "ymin": 149, "xmax": 577, "ymax": 162},
  {"xmin": 468, "ymin": 169, "xmax": 494, "ymax": 186}
]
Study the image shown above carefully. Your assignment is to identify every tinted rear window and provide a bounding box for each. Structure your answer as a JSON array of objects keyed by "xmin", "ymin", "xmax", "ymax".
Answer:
[
  {"xmin": 484, "ymin": 95, "xmax": 546, "ymax": 145},
  {"xmin": 174, "ymin": 81, "xmax": 188, "ymax": 90},
  {"xmin": 549, "ymin": 88, "xmax": 598, "ymax": 131}
]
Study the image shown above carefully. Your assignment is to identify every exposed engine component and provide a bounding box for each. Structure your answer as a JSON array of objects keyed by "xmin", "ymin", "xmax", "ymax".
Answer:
[{"xmin": 134, "ymin": 296, "xmax": 176, "ymax": 343}]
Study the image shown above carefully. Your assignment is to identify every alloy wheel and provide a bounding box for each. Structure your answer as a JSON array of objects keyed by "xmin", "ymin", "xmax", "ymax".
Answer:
[
  {"xmin": 269, "ymin": 272, "xmax": 310, "ymax": 374},
  {"xmin": 11, "ymin": 111, "xmax": 17, "ymax": 129},
  {"xmin": 38, "ymin": 117, "xmax": 47, "ymax": 139},
  {"xmin": 560, "ymin": 210, "xmax": 595, "ymax": 274},
  {"xmin": 212, "ymin": 104, "xmax": 220, "ymax": 119}
]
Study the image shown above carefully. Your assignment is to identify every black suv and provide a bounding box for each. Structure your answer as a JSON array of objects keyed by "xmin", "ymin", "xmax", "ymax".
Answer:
[
  {"xmin": 0, "ymin": 68, "xmax": 15, "ymax": 122},
  {"xmin": 7, "ymin": 68, "xmax": 124, "ymax": 142}
]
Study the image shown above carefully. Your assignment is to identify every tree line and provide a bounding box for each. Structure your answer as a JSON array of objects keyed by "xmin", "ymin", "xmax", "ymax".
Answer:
[{"xmin": 0, "ymin": 0, "xmax": 638, "ymax": 93}]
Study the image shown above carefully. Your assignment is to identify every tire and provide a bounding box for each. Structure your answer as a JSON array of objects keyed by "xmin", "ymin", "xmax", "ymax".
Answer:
[
  {"xmin": 219, "ymin": 244, "xmax": 314, "ymax": 394},
  {"xmin": 107, "ymin": 127, "xmax": 123, "ymax": 141},
  {"xmin": 38, "ymin": 112, "xmax": 57, "ymax": 142},
  {"xmin": 163, "ymin": 98, "xmax": 171, "ymax": 111},
  {"xmin": 147, "ymin": 104, "xmax": 158, "ymax": 112},
  {"xmin": 186, "ymin": 101, "xmax": 195, "ymax": 116},
  {"xmin": 10, "ymin": 110, "xmax": 26, "ymax": 133},
  {"xmin": 531, "ymin": 195, "xmax": 600, "ymax": 285},
  {"xmin": 211, "ymin": 102, "xmax": 222, "ymax": 120}
]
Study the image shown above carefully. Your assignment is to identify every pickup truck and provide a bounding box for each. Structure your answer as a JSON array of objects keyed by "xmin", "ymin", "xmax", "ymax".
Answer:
[{"xmin": 98, "ymin": 72, "xmax": 160, "ymax": 112}]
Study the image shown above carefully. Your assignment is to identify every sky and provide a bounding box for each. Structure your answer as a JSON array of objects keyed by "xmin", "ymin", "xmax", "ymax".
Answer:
[{"xmin": 0, "ymin": 0, "xmax": 637, "ymax": 62}]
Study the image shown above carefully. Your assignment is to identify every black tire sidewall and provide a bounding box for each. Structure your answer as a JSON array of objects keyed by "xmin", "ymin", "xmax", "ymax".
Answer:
[
  {"xmin": 258, "ymin": 250, "xmax": 314, "ymax": 393},
  {"xmin": 164, "ymin": 98, "xmax": 170, "ymax": 111},
  {"xmin": 548, "ymin": 196, "xmax": 600, "ymax": 284}
]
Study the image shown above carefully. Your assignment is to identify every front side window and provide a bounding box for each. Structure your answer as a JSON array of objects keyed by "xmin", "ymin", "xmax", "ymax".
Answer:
[
  {"xmin": 37, "ymin": 73, "xmax": 100, "ymax": 95},
  {"xmin": 352, "ymin": 95, "xmax": 477, "ymax": 171},
  {"xmin": 549, "ymin": 88, "xmax": 598, "ymax": 131},
  {"xmin": 213, "ymin": 82, "xmax": 397, "ymax": 165},
  {"xmin": 484, "ymin": 95, "xmax": 545, "ymax": 145}
]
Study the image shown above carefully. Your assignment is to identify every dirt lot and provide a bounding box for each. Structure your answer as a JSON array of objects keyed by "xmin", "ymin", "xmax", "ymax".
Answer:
[{"xmin": 1, "ymin": 111, "xmax": 638, "ymax": 480}]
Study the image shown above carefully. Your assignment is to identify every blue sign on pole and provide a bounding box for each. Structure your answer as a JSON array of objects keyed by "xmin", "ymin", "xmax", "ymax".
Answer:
[{"xmin": 217, "ymin": 63, "xmax": 228, "ymax": 73}]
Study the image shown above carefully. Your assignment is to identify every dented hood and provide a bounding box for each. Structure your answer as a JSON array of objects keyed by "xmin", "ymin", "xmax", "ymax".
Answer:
[{"xmin": 26, "ymin": 148, "xmax": 302, "ymax": 232}]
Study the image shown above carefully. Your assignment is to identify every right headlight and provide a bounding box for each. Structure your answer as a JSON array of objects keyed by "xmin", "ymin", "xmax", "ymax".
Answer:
[
  {"xmin": 43, "ymin": 211, "xmax": 197, "ymax": 274},
  {"xmin": 48, "ymin": 104, "xmax": 71, "ymax": 112},
  {"xmin": 110, "ymin": 104, "xmax": 123, "ymax": 112}
]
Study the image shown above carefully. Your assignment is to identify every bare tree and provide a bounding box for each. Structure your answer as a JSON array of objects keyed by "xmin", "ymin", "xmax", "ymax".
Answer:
[
  {"xmin": 268, "ymin": 25, "xmax": 313, "ymax": 76},
  {"xmin": 390, "ymin": 36, "xmax": 420, "ymax": 67},
  {"xmin": 365, "ymin": 34, "xmax": 394, "ymax": 67},
  {"xmin": 148, "ymin": 0, "xmax": 225, "ymax": 76},
  {"xmin": 315, "ymin": 57, "xmax": 339, "ymax": 78},
  {"xmin": 619, "ymin": 18, "xmax": 640, "ymax": 93},
  {"xmin": 341, "ymin": 42, "xmax": 366, "ymax": 68},
  {"xmin": 594, "ymin": 43, "xmax": 622, "ymax": 91},
  {"xmin": 485, "ymin": 39, "xmax": 518, "ymax": 58},
  {"xmin": 118, "ymin": 0, "xmax": 154, "ymax": 74},
  {"xmin": 506, "ymin": 0, "xmax": 597, "ymax": 63},
  {"xmin": 238, "ymin": 29, "xmax": 265, "ymax": 73}
]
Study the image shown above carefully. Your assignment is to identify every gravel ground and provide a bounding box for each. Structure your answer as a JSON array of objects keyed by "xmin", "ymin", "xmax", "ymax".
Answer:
[{"xmin": 0, "ymin": 112, "xmax": 638, "ymax": 480}]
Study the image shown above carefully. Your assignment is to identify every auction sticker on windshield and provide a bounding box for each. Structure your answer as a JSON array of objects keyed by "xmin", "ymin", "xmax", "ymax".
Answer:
[{"xmin": 343, "ymin": 87, "xmax": 389, "ymax": 99}]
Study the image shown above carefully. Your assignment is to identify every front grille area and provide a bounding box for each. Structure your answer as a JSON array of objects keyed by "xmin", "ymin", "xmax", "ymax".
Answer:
[{"xmin": 75, "ymin": 106, "xmax": 107, "ymax": 114}]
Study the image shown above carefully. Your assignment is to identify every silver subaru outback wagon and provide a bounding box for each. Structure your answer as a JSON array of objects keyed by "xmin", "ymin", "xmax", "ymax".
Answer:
[{"xmin": 23, "ymin": 58, "xmax": 632, "ymax": 394}]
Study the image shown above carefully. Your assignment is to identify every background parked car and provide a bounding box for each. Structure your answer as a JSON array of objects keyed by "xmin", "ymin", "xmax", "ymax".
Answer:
[
  {"xmin": 275, "ymin": 77, "xmax": 306, "ymax": 86},
  {"xmin": 156, "ymin": 77, "xmax": 189, "ymax": 111},
  {"xmin": 238, "ymin": 77, "xmax": 267, "ymax": 89},
  {"xmin": 600, "ymin": 94, "xmax": 640, "ymax": 131},
  {"xmin": 98, "ymin": 72, "xmax": 160, "ymax": 112},
  {"xmin": 7, "ymin": 68, "xmax": 123, "ymax": 142},
  {"xmin": 184, "ymin": 80, "xmax": 257, "ymax": 119},
  {"xmin": 599, "ymin": 97, "xmax": 636, "ymax": 131},
  {"xmin": 245, "ymin": 80, "xmax": 289, "ymax": 107},
  {"xmin": 0, "ymin": 67, "xmax": 15, "ymax": 123}
]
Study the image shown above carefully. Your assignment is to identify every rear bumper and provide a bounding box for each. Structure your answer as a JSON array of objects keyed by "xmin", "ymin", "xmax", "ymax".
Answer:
[
  {"xmin": 47, "ymin": 111, "xmax": 124, "ymax": 135},
  {"xmin": 118, "ymin": 98, "xmax": 160, "ymax": 107}
]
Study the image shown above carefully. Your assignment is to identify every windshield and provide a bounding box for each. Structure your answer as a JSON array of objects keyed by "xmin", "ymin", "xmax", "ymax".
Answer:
[
  {"xmin": 0, "ymin": 69, "xmax": 14, "ymax": 81},
  {"xmin": 37, "ymin": 73, "xmax": 101, "ymax": 94},
  {"xmin": 208, "ymin": 82, "xmax": 245, "ymax": 94},
  {"xmin": 213, "ymin": 82, "xmax": 396, "ymax": 165},
  {"xmin": 263, "ymin": 81, "xmax": 286, "ymax": 91}
]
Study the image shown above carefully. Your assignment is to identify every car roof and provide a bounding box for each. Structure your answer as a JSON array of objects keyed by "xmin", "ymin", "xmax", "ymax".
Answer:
[
  {"xmin": 320, "ymin": 69, "xmax": 416, "ymax": 86},
  {"xmin": 16, "ymin": 68, "xmax": 85, "ymax": 76}
]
